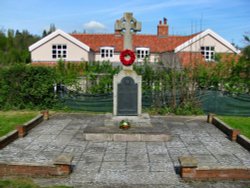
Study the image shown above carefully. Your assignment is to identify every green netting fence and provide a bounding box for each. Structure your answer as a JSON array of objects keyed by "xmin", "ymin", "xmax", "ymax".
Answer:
[
  {"xmin": 60, "ymin": 92, "xmax": 113, "ymax": 112},
  {"xmin": 197, "ymin": 90, "xmax": 250, "ymax": 116},
  {"xmin": 59, "ymin": 90, "xmax": 250, "ymax": 116}
]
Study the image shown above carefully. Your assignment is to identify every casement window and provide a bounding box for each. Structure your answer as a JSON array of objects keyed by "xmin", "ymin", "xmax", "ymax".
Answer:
[
  {"xmin": 136, "ymin": 47, "xmax": 150, "ymax": 59},
  {"xmin": 52, "ymin": 44, "xmax": 67, "ymax": 59},
  {"xmin": 201, "ymin": 46, "xmax": 215, "ymax": 61},
  {"xmin": 100, "ymin": 47, "xmax": 114, "ymax": 58}
]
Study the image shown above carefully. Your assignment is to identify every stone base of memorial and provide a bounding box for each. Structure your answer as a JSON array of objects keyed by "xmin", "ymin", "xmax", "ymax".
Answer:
[{"xmin": 104, "ymin": 113, "xmax": 152, "ymax": 127}]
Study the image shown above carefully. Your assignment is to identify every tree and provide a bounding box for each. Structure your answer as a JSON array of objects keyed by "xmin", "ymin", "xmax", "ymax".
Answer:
[
  {"xmin": 160, "ymin": 52, "xmax": 182, "ymax": 108},
  {"xmin": 243, "ymin": 34, "xmax": 250, "ymax": 59},
  {"xmin": 42, "ymin": 24, "xmax": 56, "ymax": 37},
  {"xmin": 239, "ymin": 34, "xmax": 250, "ymax": 92},
  {"xmin": 0, "ymin": 29, "xmax": 40, "ymax": 66}
]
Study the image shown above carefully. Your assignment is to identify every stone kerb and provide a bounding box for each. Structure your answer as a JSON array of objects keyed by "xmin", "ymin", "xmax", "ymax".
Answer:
[
  {"xmin": 207, "ymin": 114, "xmax": 250, "ymax": 151},
  {"xmin": 0, "ymin": 130, "xmax": 18, "ymax": 149},
  {"xmin": 0, "ymin": 111, "xmax": 46, "ymax": 149},
  {"xmin": 41, "ymin": 110, "xmax": 49, "ymax": 120},
  {"xmin": 54, "ymin": 154, "xmax": 74, "ymax": 175},
  {"xmin": 0, "ymin": 154, "xmax": 73, "ymax": 177},
  {"xmin": 207, "ymin": 114, "xmax": 240, "ymax": 141},
  {"xmin": 16, "ymin": 114, "xmax": 44, "ymax": 138},
  {"xmin": 179, "ymin": 156, "xmax": 250, "ymax": 180},
  {"xmin": 113, "ymin": 69, "xmax": 142, "ymax": 116},
  {"xmin": 237, "ymin": 134, "xmax": 250, "ymax": 151}
]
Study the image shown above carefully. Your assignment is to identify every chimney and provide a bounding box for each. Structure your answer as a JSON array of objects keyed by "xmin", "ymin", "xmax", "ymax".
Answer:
[
  {"xmin": 157, "ymin": 18, "xmax": 169, "ymax": 37},
  {"xmin": 115, "ymin": 29, "xmax": 121, "ymax": 36}
]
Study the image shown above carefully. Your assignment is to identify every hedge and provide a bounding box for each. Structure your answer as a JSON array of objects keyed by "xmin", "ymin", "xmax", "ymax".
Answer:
[{"xmin": 0, "ymin": 64, "xmax": 57, "ymax": 109}]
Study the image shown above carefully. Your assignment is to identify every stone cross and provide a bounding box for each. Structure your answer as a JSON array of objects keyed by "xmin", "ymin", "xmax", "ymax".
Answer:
[
  {"xmin": 113, "ymin": 13, "xmax": 142, "ymax": 116},
  {"xmin": 115, "ymin": 12, "xmax": 141, "ymax": 50}
]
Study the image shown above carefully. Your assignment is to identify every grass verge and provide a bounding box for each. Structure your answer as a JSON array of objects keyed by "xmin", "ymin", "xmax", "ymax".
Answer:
[
  {"xmin": 0, "ymin": 178, "xmax": 71, "ymax": 188},
  {"xmin": 219, "ymin": 116, "xmax": 250, "ymax": 139},
  {"xmin": 0, "ymin": 111, "xmax": 39, "ymax": 137}
]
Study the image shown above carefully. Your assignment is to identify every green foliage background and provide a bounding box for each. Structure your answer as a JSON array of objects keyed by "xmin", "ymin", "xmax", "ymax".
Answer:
[
  {"xmin": 0, "ymin": 28, "xmax": 249, "ymax": 115},
  {"xmin": 0, "ymin": 65, "xmax": 57, "ymax": 109},
  {"xmin": 0, "ymin": 29, "xmax": 40, "ymax": 66}
]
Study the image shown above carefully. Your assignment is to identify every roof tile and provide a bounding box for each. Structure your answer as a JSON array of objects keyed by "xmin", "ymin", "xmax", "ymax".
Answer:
[{"xmin": 71, "ymin": 33, "xmax": 198, "ymax": 53}]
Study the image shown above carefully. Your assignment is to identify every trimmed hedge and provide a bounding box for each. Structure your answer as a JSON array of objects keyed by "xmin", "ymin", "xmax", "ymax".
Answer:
[{"xmin": 0, "ymin": 65, "xmax": 57, "ymax": 109}]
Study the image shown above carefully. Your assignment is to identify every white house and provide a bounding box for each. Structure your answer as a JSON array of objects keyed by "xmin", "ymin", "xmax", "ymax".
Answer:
[{"xmin": 29, "ymin": 18, "xmax": 240, "ymax": 66}]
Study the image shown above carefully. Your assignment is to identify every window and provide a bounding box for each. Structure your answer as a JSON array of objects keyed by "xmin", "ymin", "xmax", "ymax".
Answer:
[
  {"xmin": 100, "ymin": 47, "xmax": 114, "ymax": 58},
  {"xmin": 136, "ymin": 47, "xmax": 150, "ymax": 59},
  {"xmin": 201, "ymin": 46, "xmax": 215, "ymax": 61},
  {"xmin": 52, "ymin": 44, "xmax": 67, "ymax": 59}
]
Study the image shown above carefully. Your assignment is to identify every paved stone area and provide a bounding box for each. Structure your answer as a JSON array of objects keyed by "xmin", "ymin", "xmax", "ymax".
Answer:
[{"xmin": 0, "ymin": 113, "xmax": 250, "ymax": 187}]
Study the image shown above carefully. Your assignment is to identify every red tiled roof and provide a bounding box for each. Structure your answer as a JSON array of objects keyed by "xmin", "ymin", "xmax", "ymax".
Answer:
[{"xmin": 71, "ymin": 33, "xmax": 199, "ymax": 53}]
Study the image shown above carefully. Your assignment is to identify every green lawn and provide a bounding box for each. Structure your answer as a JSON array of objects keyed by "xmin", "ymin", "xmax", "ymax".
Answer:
[
  {"xmin": 0, "ymin": 178, "xmax": 71, "ymax": 188},
  {"xmin": 219, "ymin": 116, "xmax": 250, "ymax": 139},
  {"xmin": 0, "ymin": 111, "xmax": 39, "ymax": 137}
]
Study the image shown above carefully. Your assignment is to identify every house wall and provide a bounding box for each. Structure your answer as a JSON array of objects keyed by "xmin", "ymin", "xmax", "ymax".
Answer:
[
  {"xmin": 94, "ymin": 53, "xmax": 121, "ymax": 62},
  {"xmin": 89, "ymin": 51, "xmax": 95, "ymax": 62},
  {"xmin": 181, "ymin": 34, "xmax": 234, "ymax": 53},
  {"xmin": 93, "ymin": 53, "xmax": 160, "ymax": 63},
  {"xmin": 31, "ymin": 35, "xmax": 89, "ymax": 62},
  {"xmin": 136, "ymin": 53, "xmax": 160, "ymax": 63},
  {"xmin": 148, "ymin": 53, "xmax": 160, "ymax": 62}
]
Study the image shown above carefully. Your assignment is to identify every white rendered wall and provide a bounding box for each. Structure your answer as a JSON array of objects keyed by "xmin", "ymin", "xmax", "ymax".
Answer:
[
  {"xmin": 31, "ymin": 35, "xmax": 90, "ymax": 62},
  {"xmin": 94, "ymin": 52, "xmax": 160, "ymax": 63},
  {"xmin": 180, "ymin": 34, "xmax": 234, "ymax": 53}
]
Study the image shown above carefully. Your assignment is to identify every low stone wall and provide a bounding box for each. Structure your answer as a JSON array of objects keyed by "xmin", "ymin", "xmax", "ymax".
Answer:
[
  {"xmin": 16, "ymin": 114, "xmax": 44, "ymax": 138},
  {"xmin": 0, "ymin": 112, "xmax": 74, "ymax": 177},
  {"xmin": 0, "ymin": 130, "xmax": 18, "ymax": 149},
  {"xmin": 237, "ymin": 134, "xmax": 250, "ymax": 151},
  {"xmin": 0, "ymin": 111, "xmax": 49, "ymax": 149},
  {"xmin": 207, "ymin": 113, "xmax": 250, "ymax": 151},
  {"xmin": 179, "ymin": 115, "xmax": 250, "ymax": 180},
  {"xmin": 0, "ymin": 154, "xmax": 73, "ymax": 177},
  {"xmin": 179, "ymin": 156, "xmax": 250, "ymax": 180}
]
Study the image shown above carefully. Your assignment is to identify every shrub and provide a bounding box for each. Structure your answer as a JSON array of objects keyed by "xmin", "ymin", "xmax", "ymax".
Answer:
[
  {"xmin": 174, "ymin": 101, "xmax": 203, "ymax": 115},
  {"xmin": 0, "ymin": 64, "xmax": 57, "ymax": 109}
]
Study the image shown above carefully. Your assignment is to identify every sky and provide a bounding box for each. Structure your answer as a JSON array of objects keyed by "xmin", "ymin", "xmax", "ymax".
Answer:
[{"xmin": 0, "ymin": 0, "xmax": 249, "ymax": 47}]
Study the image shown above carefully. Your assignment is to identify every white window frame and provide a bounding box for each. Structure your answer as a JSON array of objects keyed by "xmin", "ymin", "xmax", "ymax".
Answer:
[
  {"xmin": 52, "ymin": 44, "xmax": 67, "ymax": 59},
  {"xmin": 100, "ymin": 47, "xmax": 114, "ymax": 58},
  {"xmin": 200, "ymin": 46, "xmax": 215, "ymax": 61},
  {"xmin": 136, "ymin": 47, "xmax": 150, "ymax": 60}
]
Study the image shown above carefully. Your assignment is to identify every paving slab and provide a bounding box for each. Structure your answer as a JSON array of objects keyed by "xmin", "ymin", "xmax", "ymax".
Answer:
[{"xmin": 0, "ymin": 113, "xmax": 249, "ymax": 187}]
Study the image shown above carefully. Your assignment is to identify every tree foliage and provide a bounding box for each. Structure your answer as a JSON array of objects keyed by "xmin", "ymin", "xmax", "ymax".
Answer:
[
  {"xmin": 0, "ymin": 27, "xmax": 249, "ymax": 114},
  {"xmin": 0, "ymin": 29, "xmax": 40, "ymax": 66},
  {"xmin": 42, "ymin": 24, "xmax": 56, "ymax": 37},
  {"xmin": 0, "ymin": 65, "xmax": 57, "ymax": 109},
  {"xmin": 55, "ymin": 61, "xmax": 120, "ymax": 93}
]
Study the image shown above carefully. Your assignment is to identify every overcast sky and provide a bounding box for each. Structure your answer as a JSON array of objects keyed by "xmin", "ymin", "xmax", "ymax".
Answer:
[{"xmin": 0, "ymin": 0, "xmax": 249, "ymax": 47}]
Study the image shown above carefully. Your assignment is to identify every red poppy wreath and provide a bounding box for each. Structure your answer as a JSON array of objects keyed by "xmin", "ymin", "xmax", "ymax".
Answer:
[{"xmin": 120, "ymin": 49, "xmax": 135, "ymax": 66}]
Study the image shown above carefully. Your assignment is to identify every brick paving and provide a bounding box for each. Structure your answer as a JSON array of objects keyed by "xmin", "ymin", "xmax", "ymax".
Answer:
[{"xmin": 0, "ymin": 113, "xmax": 250, "ymax": 187}]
